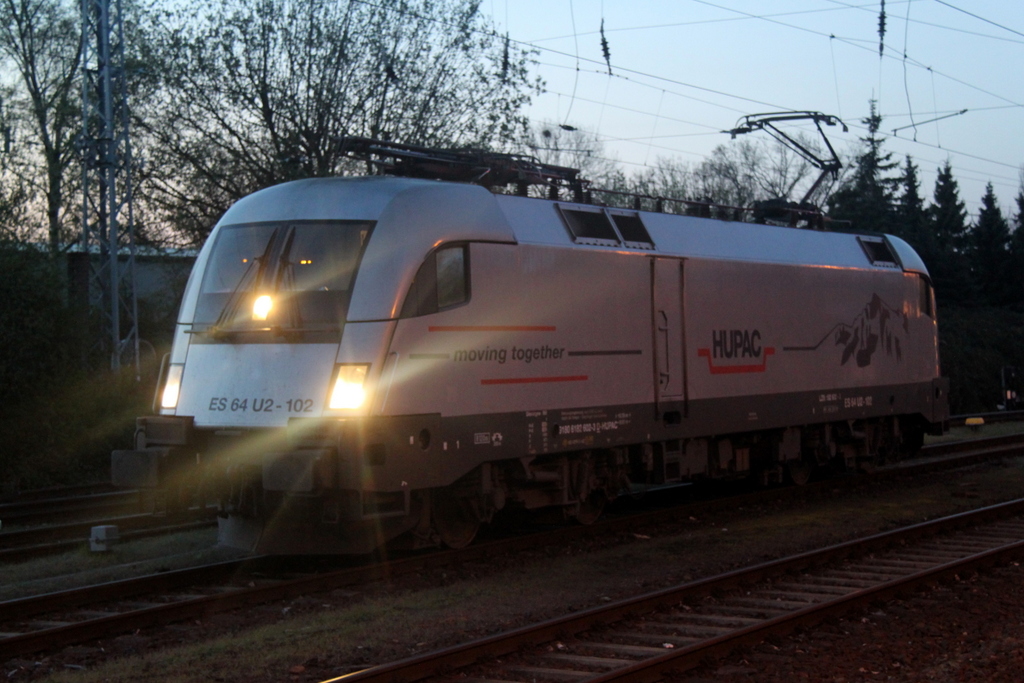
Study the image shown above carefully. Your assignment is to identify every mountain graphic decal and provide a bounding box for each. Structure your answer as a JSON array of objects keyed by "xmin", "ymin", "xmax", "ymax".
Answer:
[{"xmin": 783, "ymin": 294, "xmax": 908, "ymax": 368}]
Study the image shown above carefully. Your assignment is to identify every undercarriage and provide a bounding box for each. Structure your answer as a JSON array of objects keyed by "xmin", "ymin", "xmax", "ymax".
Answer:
[{"xmin": 112, "ymin": 412, "xmax": 934, "ymax": 554}]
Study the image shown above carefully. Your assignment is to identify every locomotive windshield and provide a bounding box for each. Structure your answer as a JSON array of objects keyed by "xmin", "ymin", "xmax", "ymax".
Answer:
[{"xmin": 193, "ymin": 220, "xmax": 372, "ymax": 330}]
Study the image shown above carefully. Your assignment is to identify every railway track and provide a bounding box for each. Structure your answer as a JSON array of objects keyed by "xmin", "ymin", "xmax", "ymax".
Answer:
[
  {"xmin": 0, "ymin": 482, "xmax": 220, "ymax": 562},
  {"xmin": 328, "ymin": 497, "xmax": 1024, "ymax": 683},
  {"xmin": 1, "ymin": 432, "xmax": 1022, "ymax": 663},
  {"xmin": 0, "ymin": 488, "xmax": 143, "ymax": 527},
  {"xmin": 0, "ymin": 513, "xmax": 218, "ymax": 563},
  {"xmin": 0, "ymin": 482, "xmax": 121, "ymax": 502}
]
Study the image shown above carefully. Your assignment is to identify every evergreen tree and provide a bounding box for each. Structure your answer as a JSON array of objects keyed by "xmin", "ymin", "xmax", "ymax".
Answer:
[
  {"xmin": 970, "ymin": 183, "xmax": 1010, "ymax": 306},
  {"xmin": 928, "ymin": 161, "xmax": 974, "ymax": 306},
  {"xmin": 894, "ymin": 156, "xmax": 934, "ymax": 256},
  {"xmin": 827, "ymin": 101, "xmax": 899, "ymax": 233},
  {"xmin": 1008, "ymin": 187, "xmax": 1024, "ymax": 309},
  {"xmin": 931, "ymin": 161, "xmax": 969, "ymax": 253}
]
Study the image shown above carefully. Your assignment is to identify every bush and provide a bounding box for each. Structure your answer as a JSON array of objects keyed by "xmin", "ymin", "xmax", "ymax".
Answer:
[
  {"xmin": 938, "ymin": 305, "xmax": 1024, "ymax": 414},
  {"xmin": 0, "ymin": 245, "xmax": 156, "ymax": 491}
]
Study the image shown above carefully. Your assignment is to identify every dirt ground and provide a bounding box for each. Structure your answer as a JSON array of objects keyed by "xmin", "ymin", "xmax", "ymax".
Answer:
[{"xmin": 6, "ymin": 455, "xmax": 1024, "ymax": 683}]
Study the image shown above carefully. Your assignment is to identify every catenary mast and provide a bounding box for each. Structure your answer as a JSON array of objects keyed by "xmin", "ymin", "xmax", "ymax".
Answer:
[{"xmin": 79, "ymin": 0, "xmax": 139, "ymax": 376}]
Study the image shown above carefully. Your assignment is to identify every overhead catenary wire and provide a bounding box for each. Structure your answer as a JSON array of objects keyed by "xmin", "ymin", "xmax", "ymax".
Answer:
[
  {"xmin": 533, "ymin": 59, "xmax": 773, "ymax": 116},
  {"xmin": 543, "ymin": 120, "xmax": 1024, "ymax": 206},
  {"xmin": 561, "ymin": 0, "xmax": 581, "ymax": 126},
  {"xmin": 351, "ymin": 0, "xmax": 1023, "ymax": 120},
  {"xmin": 539, "ymin": 44, "xmax": 1020, "ymax": 190},
  {"xmin": 830, "ymin": 35, "xmax": 844, "ymax": 119},
  {"xmin": 346, "ymin": 0, "xmax": 1019, "ymax": 212},
  {"xmin": 892, "ymin": 109, "xmax": 967, "ymax": 136},
  {"xmin": 687, "ymin": 0, "xmax": 1024, "ymax": 109},
  {"xmin": 537, "ymin": 1, "xmax": 1024, "ymax": 48},
  {"xmin": 644, "ymin": 89, "xmax": 666, "ymax": 166},
  {"xmin": 552, "ymin": 102, "xmax": 1020, "ymax": 213},
  {"xmin": 392, "ymin": 2, "xmax": 1023, "ymax": 143},
  {"xmin": 930, "ymin": 68, "xmax": 942, "ymax": 147},
  {"xmin": 824, "ymin": 0, "xmax": 1024, "ymax": 46},
  {"xmin": 535, "ymin": 62, "xmax": 744, "ymax": 125},
  {"xmin": 841, "ymin": 111, "xmax": 1018, "ymax": 172},
  {"xmin": 933, "ymin": 0, "xmax": 1024, "ymax": 40},
  {"xmin": 901, "ymin": 0, "xmax": 917, "ymax": 140},
  {"xmin": 531, "ymin": 2, "xmax": 884, "ymax": 43}
]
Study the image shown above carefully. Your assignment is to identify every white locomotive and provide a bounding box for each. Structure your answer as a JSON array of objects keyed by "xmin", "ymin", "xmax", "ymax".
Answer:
[{"xmin": 113, "ymin": 146, "xmax": 948, "ymax": 554}]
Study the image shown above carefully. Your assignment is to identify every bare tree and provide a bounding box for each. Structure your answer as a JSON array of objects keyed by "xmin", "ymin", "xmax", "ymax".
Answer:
[
  {"xmin": 521, "ymin": 122, "xmax": 619, "ymax": 184},
  {"xmin": 0, "ymin": 0, "xmax": 80, "ymax": 252},
  {"xmin": 692, "ymin": 136, "xmax": 819, "ymax": 207},
  {"xmin": 137, "ymin": 0, "xmax": 539, "ymax": 245},
  {"xmin": 613, "ymin": 134, "xmax": 821, "ymax": 217},
  {"xmin": 0, "ymin": 84, "xmax": 31, "ymax": 241}
]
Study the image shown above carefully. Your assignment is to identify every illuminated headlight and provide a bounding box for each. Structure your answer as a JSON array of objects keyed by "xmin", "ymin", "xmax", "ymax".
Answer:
[
  {"xmin": 329, "ymin": 364, "xmax": 369, "ymax": 410},
  {"xmin": 252, "ymin": 294, "xmax": 273, "ymax": 321},
  {"xmin": 161, "ymin": 364, "xmax": 184, "ymax": 409}
]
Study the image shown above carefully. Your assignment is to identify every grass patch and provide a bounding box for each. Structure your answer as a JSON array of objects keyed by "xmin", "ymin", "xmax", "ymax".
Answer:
[{"xmin": 0, "ymin": 528, "xmax": 244, "ymax": 601}]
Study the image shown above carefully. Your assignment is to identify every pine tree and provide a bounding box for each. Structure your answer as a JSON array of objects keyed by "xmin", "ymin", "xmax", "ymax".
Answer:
[
  {"xmin": 894, "ymin": 156, "xmax": 933, "ymax": 255},
  {"xmin": 827, "ymin": 101, "xmax": 899, "ymax": 233},
  {"xmin": 931, "ymin": 161, "xmax": 969, "ymax": 253},
  {"xmin": 928, "ymin": 161, "xmax": 974, "ymax": 306},
  {"xmin": 971, "ymin": 183, "xmax": 1011, "ymax": 306},
  {"xmin": 1008, "ymin": 188, "xmax": 1024, "ymax": 309}
]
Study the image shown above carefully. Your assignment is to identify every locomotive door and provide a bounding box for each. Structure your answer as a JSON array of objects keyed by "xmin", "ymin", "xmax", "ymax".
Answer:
[{"xmin": 651, "ymin": 257, "xmax": 686, "ymax": 408}]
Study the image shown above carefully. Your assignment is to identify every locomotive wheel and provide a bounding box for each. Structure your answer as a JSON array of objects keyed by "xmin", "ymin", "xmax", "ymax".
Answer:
[
  {"xmin": 786, "ymin": 459, "xmax": 814, "ymax": 486},
  {"xmin": 575, "ymin": 492, "xmax": 606, "ymax": 525},
  {"xmin": 432, "ymin": 492, "xmax": 481, "ymax": 549}
]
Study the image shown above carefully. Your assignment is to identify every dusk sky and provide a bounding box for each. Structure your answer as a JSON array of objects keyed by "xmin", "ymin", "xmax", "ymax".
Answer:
[{"xmin": 489, "ymin": 0, "xmax": 1023, "ymax": 218}]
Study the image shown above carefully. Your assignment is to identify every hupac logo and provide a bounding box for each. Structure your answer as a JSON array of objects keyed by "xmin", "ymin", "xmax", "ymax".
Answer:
[
  {"xmin": 712, "ymin": 329, "xmax": 763, "ymax": 359},
  {"xmin": 697, "ymin": 329, "xmax": 775, "ymax": 375}
]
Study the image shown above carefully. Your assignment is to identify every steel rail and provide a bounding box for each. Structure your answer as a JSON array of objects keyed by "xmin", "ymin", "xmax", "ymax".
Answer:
[
  {"xmin": 0, "ymin": 489, "xmax": 142, "ymax": 525},
  {"xmin": 587, "ymin": 538, "xmax": 1024, "ymax": 682},
  {"xmin": 1, "ymin": 434, "xmax": 1022, "ymax": 662},
  {"xmin": 326, "ymin": 497, "xmax": 1024, "ymax": 683},
  {"xmin": 0, "ymin": 509, "xmax": 215, "ymax": 545},
  {"xmin": 0, "ymin": 482, "xmax": 118, "ymax": 503},
  {"xmin": 0, "ymin": 517, "xmax": 217, "ymax": 563}
]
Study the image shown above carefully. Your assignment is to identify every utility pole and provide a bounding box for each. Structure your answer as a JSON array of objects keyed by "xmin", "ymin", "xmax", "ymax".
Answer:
[{"xmin": 80, "ymin": 0, "xmax": 139, "ymax": 376}]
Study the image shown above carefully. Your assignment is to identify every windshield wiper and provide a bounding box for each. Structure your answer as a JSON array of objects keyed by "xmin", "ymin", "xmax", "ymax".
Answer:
[
  {"xmin": 207, "ymin": 231, "xmax": 279, "ymax": 336},
  {"xmin": 275, "ymin": 227, "xmax": 305, "ymax": 334}
]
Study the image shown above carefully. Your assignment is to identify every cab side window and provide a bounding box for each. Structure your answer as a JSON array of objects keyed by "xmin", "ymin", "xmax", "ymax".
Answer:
[
  {"xmin": 918, "ymin": 275, "xmax": 934, "ymax": 318},
  {"xmin": 436, "ymin": 246, "xmax": 467, "ymax": 308},
  {"xmin": 401, "ymin": 245, "xmax": 469, "ymax": 317}
]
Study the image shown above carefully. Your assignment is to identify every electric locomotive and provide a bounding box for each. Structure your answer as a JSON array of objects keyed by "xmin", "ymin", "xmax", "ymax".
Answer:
[{"xmin": 113, "ymin": 143, "xmax": 948, "ymax": 554}]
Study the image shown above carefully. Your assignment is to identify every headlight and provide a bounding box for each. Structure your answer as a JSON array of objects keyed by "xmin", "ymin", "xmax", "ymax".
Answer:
[
  {"xmin": 252, "ymin": 294, "xmax": 273, "ymax": 321},
  {"xmin": 329, "ymin": 364, "xmax": 369, "ymax": 410},
  {"xmin": 161, "ymin": 364, "xmax": 184, "ymax": 409}
]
